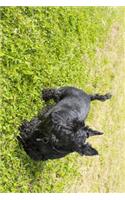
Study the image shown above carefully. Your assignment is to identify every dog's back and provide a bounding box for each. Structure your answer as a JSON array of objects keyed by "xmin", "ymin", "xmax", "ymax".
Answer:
[{"xmin": 47, "ymin": 87, "xmax": 91, "ymax": 128}]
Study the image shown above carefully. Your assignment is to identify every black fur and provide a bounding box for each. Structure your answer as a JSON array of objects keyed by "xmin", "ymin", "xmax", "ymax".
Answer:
[{"xmin": 17, "ymin": 86, "xmax": 112, "ymax": 161}]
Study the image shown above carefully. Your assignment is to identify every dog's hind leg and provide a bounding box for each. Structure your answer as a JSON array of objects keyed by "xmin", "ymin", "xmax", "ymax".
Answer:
[
  {"xmin": 90, "ymin": 93, "xmax": 112, "ymax": 102},
  {"xmin": 42, "ymin": 87, "xmax": 69, "ymax": 102},
  {"xmin": 38, "ymin": 105, "xmax": 54, "ymax": 118},
  {"xmin": 42, "ymin": 88, "xmax": 57, "ymax": 102}
]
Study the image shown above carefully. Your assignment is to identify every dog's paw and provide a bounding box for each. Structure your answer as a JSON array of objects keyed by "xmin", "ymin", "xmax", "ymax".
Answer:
[
  {"xmin": 42, "ymin": 88, "xmax": 55, "ymax": 101},
  {"xmin": 42, "ymin": 89, "xmax": 49, "ymax": 101}
]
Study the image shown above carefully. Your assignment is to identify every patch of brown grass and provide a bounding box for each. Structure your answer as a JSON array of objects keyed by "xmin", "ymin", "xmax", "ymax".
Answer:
[{"xmin": 65, "ymin": 10, "xmax": 125, "ymax": 192}]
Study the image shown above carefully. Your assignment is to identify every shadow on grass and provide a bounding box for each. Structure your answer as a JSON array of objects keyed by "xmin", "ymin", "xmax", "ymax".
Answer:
[{"xmin": 15, "ymin": 138, "xmax": 46, "ymax": 178}]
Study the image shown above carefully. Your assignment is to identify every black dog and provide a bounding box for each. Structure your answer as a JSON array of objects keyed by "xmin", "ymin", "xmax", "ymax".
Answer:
[{"xmin": 17, "ymin": 86, "xmax": 111, "ymax": 161}]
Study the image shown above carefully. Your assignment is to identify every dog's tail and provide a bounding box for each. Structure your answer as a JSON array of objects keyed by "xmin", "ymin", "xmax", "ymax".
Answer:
[{"xmin": 90, "ymin": 93, "xmax": 112, "ymax": 101}]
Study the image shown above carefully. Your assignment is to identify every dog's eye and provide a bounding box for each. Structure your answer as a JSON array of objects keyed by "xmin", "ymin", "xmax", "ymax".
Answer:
[
  {"xmin": 42, "ymin": 137, "xmax": 49, "ymax": 144},
  {"xmin": 36, "ymin": 137, "xmax": 49, "ymax": 144}
]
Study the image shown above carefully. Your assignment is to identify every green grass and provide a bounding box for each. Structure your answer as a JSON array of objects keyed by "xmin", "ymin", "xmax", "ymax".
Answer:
[{"xmin": 0, "ymin": 7, "xmax": 124, "ymax": 192}]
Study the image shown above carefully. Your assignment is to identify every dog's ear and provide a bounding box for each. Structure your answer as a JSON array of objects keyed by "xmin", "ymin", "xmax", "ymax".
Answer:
[{"xmin": 82, "ymin": 143, "xmax": 98, "ymax": 156}]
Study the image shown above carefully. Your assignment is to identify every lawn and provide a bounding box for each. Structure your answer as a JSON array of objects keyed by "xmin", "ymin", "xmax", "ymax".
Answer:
[{"xmin": 0, "ymin": 7, "xmax": 125, "ymax": 192}]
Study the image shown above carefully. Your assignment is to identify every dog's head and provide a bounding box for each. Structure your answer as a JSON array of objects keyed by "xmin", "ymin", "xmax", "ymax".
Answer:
[
  {"xmin": 18, "ymin": 135, "xmax": 70, "ymax": 161},
  {"xmin": 72, "ymin": 127, "xmax": 99, "ymax": 156}
]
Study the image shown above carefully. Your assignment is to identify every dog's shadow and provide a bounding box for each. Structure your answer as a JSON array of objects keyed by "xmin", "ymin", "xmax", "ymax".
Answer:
[{"xmin": 15, "ymin": 141, "xmax": 47, "ymax": 188}]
